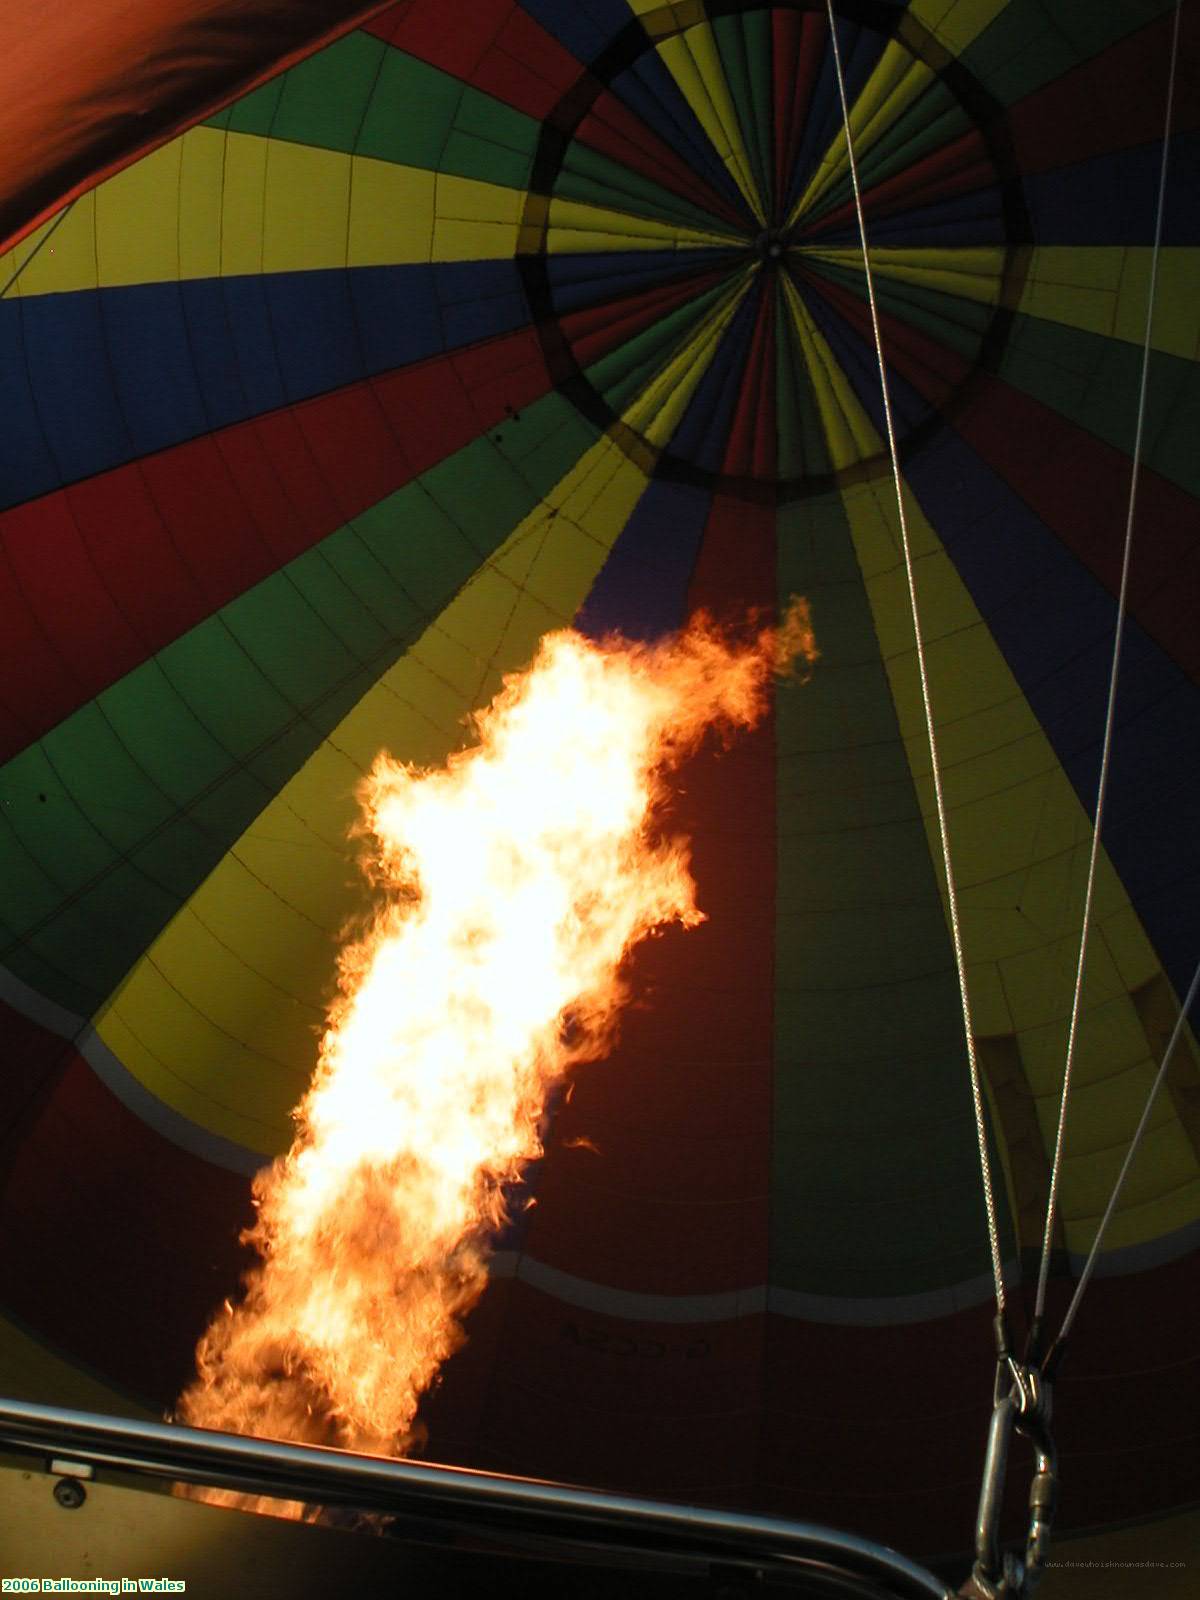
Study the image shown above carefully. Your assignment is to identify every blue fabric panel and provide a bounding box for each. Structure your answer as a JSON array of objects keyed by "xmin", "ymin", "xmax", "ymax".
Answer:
[
  {"xmin": 0, "ymin": 260, "xmax": 528, "ymax": 512},
  {"xmin": 611, "ymin": 55, "xmax": 750, "ymax": 218},
  {"xmin": 4, "ymin": 290, "xmax": 133, "ymax": 493},
  {"xmin": 801, "ymin": 184, "xmax": 1008, "ymax": 249},
  {"xmin": 667, "ymin": 283, "xmax": 761, "ymax": 475},
  {"xmin": 1022, "ymin": 132, "xmax": 1200, "ymax": 245},
  {"xmin": 517, "ymin": 0, "xmax": 634, "ymax": 64},
  {"xmin": 799, "ymin": 276, "xmax": 933, "ymax": 440},
  {"xmin": 576, "ymin": 476, "xmax": 711, "ymax": 641},
  {"xmin": 906, "ymin": 427, "xmax": 1200, "ymax": 1000},
  {"xmin": 0, "ymin": 304, "xmax": 61, "ymax": 500},
  {"xmin": 434, "ymin": 258, "xmax": 530, "ymax": 348}
]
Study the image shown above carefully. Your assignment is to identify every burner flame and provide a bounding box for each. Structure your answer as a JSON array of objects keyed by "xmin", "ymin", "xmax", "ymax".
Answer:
[{"xmin": 176, "ymin": 602, "xmax": 815, "ymax": 1510}]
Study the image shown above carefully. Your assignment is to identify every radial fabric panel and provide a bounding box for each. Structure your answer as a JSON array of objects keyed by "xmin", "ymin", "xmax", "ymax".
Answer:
[{"xmin": 0, "ymin": 0, "xmax": 1197, "ymax": 1564}]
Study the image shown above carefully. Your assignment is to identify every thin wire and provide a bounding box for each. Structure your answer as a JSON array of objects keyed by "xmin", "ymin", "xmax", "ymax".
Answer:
[
  {"xmin": 1054, "ymin": 958, "xmax": 1200, "ymax": 1347},
  {"xmin": 822, "ymin": 0, "xmax": 1005, "ymax": 1312},
  {"xmin": 1034, "ymin": 0, "xmax": 1183, "ymax": 1322}
]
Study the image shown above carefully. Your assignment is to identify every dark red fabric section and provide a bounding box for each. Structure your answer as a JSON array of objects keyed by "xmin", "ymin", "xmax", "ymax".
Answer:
[
  {"xmin": 367, "ymin": 0, "xmax": 564, "ymax": 111},
  {"xmin": 0, "ymin": 0, "xmax": 394, "ymax": 254},
  {"xmin": 0, "ymin": 1013, "xmax": 254, "ymax": 1406},
  {"xmin": 421, "ymin": 1252, "xmax": 1199, "ymax": 1555},
  {"xmin": 722, "ymin": 286, "xmax": 777, "ymax": 482},
  {"xmin": 560, "ymin": 265, "xmax": 732, "ymax": 371},
  {"xmin": 425, "ymin": 1280, "xmax": 769, "ymax": 1503},
  {"xmin": 504, "ymin": 493, "xmax": 777, "ymax": 1304},
  {"xmin": 0, "ymin": 326, "xmax": 551, "ymax": 761},
  {"xmin": 1006, "ymin": 6, "xmax": 1200, "ymax": 177},
  {"xmin": 773, "ymin": 10, "xmax": 826, "ymax": 220},
  {"xmin": 424, "ymin": 492, "xmax": 781, "ymax": 1506}
]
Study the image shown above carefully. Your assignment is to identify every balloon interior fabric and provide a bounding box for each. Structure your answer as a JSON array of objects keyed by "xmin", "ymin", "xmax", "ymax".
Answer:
[{"xmin": 0, "ymin": 0, "xmax": 1197, "ymax": 1566}]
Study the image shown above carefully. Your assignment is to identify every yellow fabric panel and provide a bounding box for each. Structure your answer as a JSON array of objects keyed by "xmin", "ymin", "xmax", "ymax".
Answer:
[
  {"xmin": 907, "ymin": 0, "xmax": 1008, "ymax": 57},
  {"xmin": 624, "ymin": 0, "xmax": 702, "ymax": 20},
  {"xmin": 1018, "ymin": 247, "xmax": 1200, "ymax": 360},
  {"xmin": 791, "ymin": 42, "xmax": 936, "ymax": 223},
  {"xmin": 428, "ymin": 170, "xmax": 524, "ymax": 263},
  {"xmin": 0, "ymin": 127, "xmax": 534, "ymax": 296},
  {"xmin": 0, "ymin": 131, "xmax": 230, "ymax": 295},
  {"xmin": 91, "ymin": 438, "xmax": 646, "ymax": 1156},
  {"xmin": 800, "ymin": 245, "xmax": 1006, "ymax": 308},
  {"xmin": 655, "ymin": 29, "xmax": 765, "ymax": 221},
  {"xmin": 780, "ymin": 272, "xmax": 882, "ymax": 469},
  {"xmin": 630, "ymin": 0, "xmax": 736, "ymax": 48},
  {"xmin": 545, "ymin": 195, "xmax": 741, "ymax": 253},
  {"xmin": 623, "ymin": 267, "xmax": 755, "ymax": 446},
  {"xmin": 838, "ymin": 476, "xmax": 1199, "ymax": 1254}
]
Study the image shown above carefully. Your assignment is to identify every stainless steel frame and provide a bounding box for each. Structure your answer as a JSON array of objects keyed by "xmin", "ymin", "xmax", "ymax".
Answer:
[{"xmin": 0, "ymin": 1395, "xmax": 953, "ymax": 1598}]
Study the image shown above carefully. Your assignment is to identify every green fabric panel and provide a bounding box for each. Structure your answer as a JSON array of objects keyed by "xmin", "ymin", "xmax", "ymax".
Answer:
[
  {"xmin": 0, "ymin": 392, "xmax": 597, "ymax": 1016},
  {"xmin": 710, "ymin": 11, "xmax": 773, "ymax": 215},
  {"xmin": 771, "ymin": 494, "xmax": 1010, "ymax": 1296},
  {"xmin": 959, "ymin": 0, "xmax": 1173, "ymax": 106},
  {"xmin": 997, "ymin": 313, "xmax": 1200, "ymax": 497},
  {"xmin": 842, "ymin": 89, "xmax": 966, "ymax": 212},
  {"xmin": 804, "ymin": 257, "xmax": 993, "ymax": 361},
  {"xmin": 774, "ymin": 286, "xmax": 833, "ymax": 479},
  {"xmin": 803, "ymin": 88, "xmax": 969, "ymax": 231},
  {"xmin": 555, "ymin": 142, "xmax": 738, "ymax": 236},
  {"xmin": 210, "ymin": 32, "xmax": 386, "ymax": 146},
  {"xmin": 206, "ymin": 31, "xmax": 538, "ymax": 192},
  {"xmin": 584, "ymin": 278, "xmax": 736, "ymax": 414}
]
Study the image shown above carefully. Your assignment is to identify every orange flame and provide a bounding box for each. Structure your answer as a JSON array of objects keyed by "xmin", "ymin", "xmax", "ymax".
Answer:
[{"xmin": 177, "ymin": 602, "xmax": 815, "ymax": 1491}]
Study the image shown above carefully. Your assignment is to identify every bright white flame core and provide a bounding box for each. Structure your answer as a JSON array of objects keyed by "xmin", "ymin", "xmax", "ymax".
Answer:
[{"xmin": 178, "ymin": 605, "xmax": 814, "ymax": 1466}]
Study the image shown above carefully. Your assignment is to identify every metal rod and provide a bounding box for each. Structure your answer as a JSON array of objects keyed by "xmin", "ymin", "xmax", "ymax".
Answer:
[
  {"xmin": 0, "ymin": 1395, "xmax": 952, "ymax": 1598},
  {"xmin": 973, "ymin": 1393, "xmax": 1015, "ymax": 1582}
]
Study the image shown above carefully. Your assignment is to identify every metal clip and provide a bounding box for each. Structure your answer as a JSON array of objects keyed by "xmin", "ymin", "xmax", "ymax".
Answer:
[{"xmin": 961, "ymin": 1325, "xmax": 1058, "ymax": 1599}]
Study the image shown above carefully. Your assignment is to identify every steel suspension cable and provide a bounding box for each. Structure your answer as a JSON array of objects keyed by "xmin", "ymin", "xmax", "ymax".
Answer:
[
  {"xmin": 1033, "ymin": 0, "xmax": 1184, "ymax": 1324},
  {"xmin": 822, "ymin": 0, "xmax": 1005, "ymax": 1312}
]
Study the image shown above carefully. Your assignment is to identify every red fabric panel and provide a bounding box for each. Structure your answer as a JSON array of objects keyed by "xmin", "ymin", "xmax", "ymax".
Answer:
[
  {"xmin": 773, "ymin": 10, "xmax": 827, "ymax": 217},
  {"xmin": 1007, "ymin": 7, "xmax": 1200, "ymax": 177},
  {"xmin": 425, "ymin": 1280, "xmax": 768, "ymax": 1502},
  {"xmin": 366, "ymin": 0, "xmax": 519, "ymax": 84},
  {"xmin": 0, "ymin": 326, "xmax": 552, "ymax": 761},
  {"xmin": 424, "ymin": 1252, "xmax": 1199, "ymax": 1551},
  {"xmin": 367, "ymin": 0, "xmax": 575, "ymax": 118},
  {"xmin": 577, "ymin": 92, "xmax": 750, "ymax": 234},
  {"xmin": 722, "ymin": 286, "xmax": 777, "ymax": 482},
  {"xmin": 804, "ymin": 130, "xmax": 996, "ymax": 240},
  {"xmin": 0, "ymin": 0, "xmax": 394, "ymax": 254},
  {"xmin": 0, "ymin": 1031, "xmax": 254, "ymax": 1406}
]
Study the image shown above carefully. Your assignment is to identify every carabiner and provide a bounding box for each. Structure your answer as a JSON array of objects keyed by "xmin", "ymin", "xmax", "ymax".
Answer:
[{"xmin": 961, "ymin": 1323, "xmax": 1058, "ymax": 1598}]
